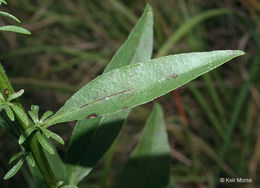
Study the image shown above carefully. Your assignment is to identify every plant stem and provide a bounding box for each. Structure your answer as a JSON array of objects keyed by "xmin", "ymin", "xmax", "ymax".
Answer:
[{"xmin": 0, "ymin": 63, "xmax": 57, "ymax": 187}]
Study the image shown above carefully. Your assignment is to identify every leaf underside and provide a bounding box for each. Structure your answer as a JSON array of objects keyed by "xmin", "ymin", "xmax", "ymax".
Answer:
[{"xmin": 47, "ymin": 50, "xmax": 244, "ymax": 126}]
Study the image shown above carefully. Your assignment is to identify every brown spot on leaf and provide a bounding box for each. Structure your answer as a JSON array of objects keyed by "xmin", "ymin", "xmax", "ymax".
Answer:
[
  {"xmin": 87, "ymin": 113, "xmax": 98, "ymax": 119},
  {"xmin": 172, "ymin": 73, "xmax": 178, "ymax": 78}
]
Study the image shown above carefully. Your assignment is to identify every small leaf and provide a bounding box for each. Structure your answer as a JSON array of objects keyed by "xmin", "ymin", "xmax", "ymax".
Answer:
[
  {"xmin": 7, "ymin": 89, "xmax": 24, "ymax": 102},
  {"xmin": 40, "ymin": 110, "xmax": 53, "ymax": 123},
  {"xmin": 4, "ymin": 105, "xmax": 14, "ymax": 121},
  {"xmin": 26, "ymin": 152, "xmax": 35, "ymax": 167},
  {"xmin": 41, "ymin": 127, "xmax": 64, "ymax": 145},
  {"xmin": 61, "ymin": 185, "xmax": 78, "ymax": 188},
  {"xmin": 117, "ymin": 103, "xmax": 171, "ymax": 188},
  {"xmin": 31, "ymin": 105, "xmax": 39, "ymax": 119},
  {"xmin": 8, "ymin": 151, "xmax": 25, "ymax": 164},
  {"xmin": 11, "ymin": 103, "xmax": 29, "ymax": 125},
  {"xmin": 0, "ymin": 92, "xmax": 5, "ymax": 102},
  {"xmin": 40, "ymin": 127, "xmax": 51, "ymax": 138},
  {"xmin": 0, "ymin": 0, "xmax": 7, "ymax": 5},
  {"xmin": 0, "ymin": 11, "xmax": 21, "ymax": 23},
  {"xmin": 0, "ymin": 25, "xmax": 31, "ymax": 35},
  {"xmin": 36, "ymin": 132, "xmax": 54, "ymax": 155},
  {"xmin": 3, "ymin": 158, "xmax": 25, "ymax": 180},
  {"xmin": 19, "ymin": 126, "xmax": 36, "ymax": 144},
  {"xmin": 46, "ymin": 50, "xmax": 245, "ymax": 126},
  {"xmin": 28, "ymin": 111, "xmax": 38, "ymax": 123}
]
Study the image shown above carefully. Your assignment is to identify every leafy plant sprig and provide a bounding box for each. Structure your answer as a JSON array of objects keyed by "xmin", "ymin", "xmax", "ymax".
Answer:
[
  {"xmin": 0, "ymin": 89, "xmax": 28, "ymax": 124},
  {"xmin": 0, "ymin": 0, "xmax": 31, "ymax": 34},
  {"xmin": 4, "ymin": 149, "xmax": 35, "ymax": 180},
  {"xmin": 19, "ymin": 105, "xmax": 65, "ymax": 155}
]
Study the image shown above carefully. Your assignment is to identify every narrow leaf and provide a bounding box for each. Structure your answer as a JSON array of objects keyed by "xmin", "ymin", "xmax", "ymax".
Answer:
[
  {"xmin": 3, "ymin": 158, "xmax": 25, "ymax": 180},
  {"xmin": 0, "ymin": 92, "xmax": 5, "ymax": 102},
  {"xmin": 117, "ymin": 103, "xmax": 170, "ymax": 188},
  {"xmin": 7, "ymin": 89, "xmax": 24, "ymax": 101},
  {"xmin": 19, "ymin": 126, "xmax": 36, "ymax": 144},
  {"xmin": 104, "ymin": 4, "xmax": 153, "ymax": 73},
  {"xmin": 11, "ymin": 103, "xmax": 29, "ymax": 125},
  {"xmin": 26, "ymin": 152, "xmax": 35, "ymax": 167},
  {"xmin": 0, "ymin": 25, "xmax": 31, "ymax": 35},
  {"xmin": 8, "ymin": 151, "xmax": 25, "ymax": 164},
  {"xmin": 40, "ymin": 111, "xmax": 53, "ymax": 123},
  {"xmin": 31, "ymin": 105, "xmax": 39, "ymax": 120},
  {"xmin": 36, "ymin": 132, "xmax": 54, "ymax": 155},
  {"xmin": 66, "ymin": 4, "xmax": 153, "ymax": 184},
  {"xmin": 61, "ymin": 185, "xmax": 78, "ymax": 188},
  {"xmin": 28, "ymin": 111, "xmax": 38, "ymax": 123},
  {"xmin": 0, "ymin": 11, "xmax": 20, "ymax": 23},
  {"xmin": 41, "ymin": 127, "xmax": 64, "ymax": 145},
  {"xmin": 4, "ymin": 105, "xmax": 14, "ymax": 121},
  {"xmin": 46, "ymin": 50, "xmax": 244, "ymax": 126},
  {"xmin": 0, "ymin": 0, "xmax": 7, "ymax": 5}
]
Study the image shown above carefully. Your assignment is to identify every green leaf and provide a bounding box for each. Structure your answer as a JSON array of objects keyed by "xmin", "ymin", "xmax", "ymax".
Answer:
[
  {"xmin": 0, "ymin": 11, "xmax": 20, "ymax": 23},
  {"xmin": 66, "ymin": 4, "xmax": 153, "ymax": 185},
  {"xmin": 42, "ymin": 141, "xmax": 66, "ymax": 183},
  {"xmin": 4, "ymin": 105, "xmax": 14, "ymax": 121},
  {"xmin": 28, "ymin": 111, "xmax": 38, "ymax": 123},
  {"xmin": 117, "ymin": 103, "xmax": 170, "ymax": 188},
  {"xmin": 40, "ymin": 111, "xmax": 53, "ymax": 123},
  {"xmin": 0, "ymin": 92, "xmax": 5, "ymax": 102},
  {"xmin": 41, "ymin": 127, "xmax": 64, "ymax": 145},
  {"xmin": 0, "ymin": 25, "xmax": 31, "ymax": 35},
  {"xmin": 66, "ymin": 111, "xmax": 129, "ymax": 184},
  {"xmin": 103, "ymin": 4, "xmax": 153, "ymax": 73},
  {"xmin": 36, "ymin": 132, "xmax": 54, "ymax": 155},
  {"xmin": 26, "ymin": 152, "xmax": 35, "ymax": 167},
  {"xmin": 3, "ymin": 158, "xmax": 25, "ymax": 180},
  {"xmin": 11, "ymin": 103, "xmax": 29, "ymax": 125},
  {"xmin": 46, "ymin": 50, "xmax": 244, "ymax": 126},
  {"xmin": 31, "ymin": 105, "xmax": 39, "ymax": 119},
  {"xmin": 8, "ymin": 150, "xmax": 25, "ymax": 164},
  {"xmin": 0, "ymin": 0, "xmax": 7, "ymax": 5},
  {"xmin": 18, "ymin": 126, "xmax": 36, "ymax": 144},
  {"xmin": 61, "ymin": 185, "xmax": 78, "ymax": 188},
  {"xmin": 7, "ymin": 89, "xmax": 24, "ymax": 101}
]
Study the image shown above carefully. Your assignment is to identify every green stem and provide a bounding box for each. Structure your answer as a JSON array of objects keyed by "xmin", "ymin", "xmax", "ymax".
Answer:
[{"xmin": 0, "ymin": 63, "xmax": 57, "ymax": 187}]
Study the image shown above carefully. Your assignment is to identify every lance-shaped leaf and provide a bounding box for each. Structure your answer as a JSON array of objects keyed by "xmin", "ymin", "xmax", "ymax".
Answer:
[
  {"xmin": 4, "ymin": 157, "xmax": 25, "ymax": 180},
  {"xmin": 117, "ymin": 103, "xmax": 170, "ymax": 188},
  {"xmin": 18, "ymin": 126, "xmax": 36, "ymax": 144},
  {"xmin": 11, "ymin": 103, "xmax": 29, "ymax": 126},
  {"xmin": 36, "ymin": 132, "xmax": 55, "ymax": 155},
  {"xmin": 4, "ymin": 105, "xmax": 14, "ymax": 121},
  {"xmin": 41, "ymin": 127, "xmax": 64, "ymax": 145},
  {"xmin": 0, "ymin": 25, "xmax": 31, "ymax": 35},
  {"xmin": 7, "ymin": 89, "xmax": 24, "ymax": 102},
  {"xmin": 8, "ymin": 150, "xmax": 25, "ymax": 164},
  {"xmin": 46, "ymin": 50, "xmax": 244, "ymax": 126},
  {"xmin": 65, "ymin": 4, "xmax": 153, "ymax": 185},
  {"xmin": 0, "ymin": 11, "xmax": 21, "ymax": 23}
]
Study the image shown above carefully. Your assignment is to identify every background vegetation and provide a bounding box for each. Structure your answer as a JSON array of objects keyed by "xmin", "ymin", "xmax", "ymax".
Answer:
[{"xmin": 0, "ymin": 0, "xmax": 259, "ymax": 187}]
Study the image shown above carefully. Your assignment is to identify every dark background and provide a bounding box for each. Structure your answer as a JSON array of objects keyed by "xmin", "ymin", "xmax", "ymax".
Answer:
[{"xmin": 0, "ymin": 0, "xmax": 259, "ymax": 187}]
